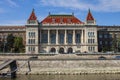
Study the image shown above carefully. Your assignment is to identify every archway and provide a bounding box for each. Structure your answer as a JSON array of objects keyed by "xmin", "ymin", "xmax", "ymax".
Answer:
[
  {"xmin": 67, "ymin": 47, "xmax": 73, "ymax": 54},
  {"xmin": 59, "ymin": 48, "xmax": 64, "ymax": 54},
  {"xmin": 50, "ymin": 48, "xmax": 56, "ymax": 53}
]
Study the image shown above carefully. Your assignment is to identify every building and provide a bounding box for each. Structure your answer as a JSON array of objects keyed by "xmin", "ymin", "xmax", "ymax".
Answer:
[{"xmin": 0, "ymin": 9, "xmax": 120, "ymax": 54}]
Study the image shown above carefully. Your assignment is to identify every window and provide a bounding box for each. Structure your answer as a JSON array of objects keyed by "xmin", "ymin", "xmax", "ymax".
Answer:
[
  {"xmin": 28, "ymin": 46, "xmax": 35, "ymax": 52},
  {"xmin": 88, "ymin": 46, "xmax": 95, "ymax": 51},
  {"xmin": 29, "ymin": 32, "xmax": 35, "ymax": 38},
  {"xmin": 93, "ymin": 39, "xmax": 95, "ymax": 43},
  {"xmin": 110, "ymin": 41, "xmax": 112, "ymax": 45},
  {"xmin": 104, "ymin": 34, "xmax": 108, "ymax": 38},
  {"xmin": 29, "ymin": 32, "xmax": 31, "ymax": 38},
  {"xmin": 41, "ymin": 33, "xmax": 48, "ymax": 43},
  {"xmin": 88, "ymin": 32, "xmax": 94, "ymax": 37},
  {"xmin": 68, "ymin": 33, "xmax": 73, "ymax": 44},
  {"xmin": 88, "ymin": 39, "xmax": 95, "ymax": 44},
  {"xmin": 105, "ymin": 41, "xmax": 108, "ymax": 45},
  {"xmin": 76, "ymin": 34, "xmax": 80, "ymax": 43},
  {"xmin": 88, "ymin": 39, "xmax": 91, "ymax": 43},
  {"xmin": 59, "ymin": 33, "xmax": 64, "ymax": 44},
  {"xmin": 50, "ymin": 33, "xmax": 56, "ymax": 44},
  {"xmin": 109, "ymin": 34, "xmax": 112, "ymax": 38},
  {"xmin": 100, "ymin": 41, "xmax": 102, "ymax": 45},
  {"xmin": 99, "ymin": 34, "xmax": 103, "ymax": 38},
  {"xmin": 28, "ymin": 39, "xmax": 30, "ymax": 44}
]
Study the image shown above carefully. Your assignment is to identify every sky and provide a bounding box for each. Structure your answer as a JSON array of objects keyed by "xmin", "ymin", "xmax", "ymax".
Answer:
[{"xmin": 0, "ymin": 0, "xmax": 120, "ymax": 26}]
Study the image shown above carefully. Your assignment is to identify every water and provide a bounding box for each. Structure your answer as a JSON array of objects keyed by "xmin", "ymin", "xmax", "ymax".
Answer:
[{"xmin": 1, "ymin": 74, "xmax": 120, "ymax": 80}]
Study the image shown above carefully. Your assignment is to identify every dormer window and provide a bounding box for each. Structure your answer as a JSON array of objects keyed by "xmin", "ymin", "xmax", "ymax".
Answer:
[
  {"xmin": 67, "ymin": 19, "xmax": 71, "ymax": 23},
  {"xmin": 60, "ymin": 18, "xmax": 63, "ymax": 24},
  {"xmin": 52, "ymin": 18, "xmax": 55, "ymax": 23}
]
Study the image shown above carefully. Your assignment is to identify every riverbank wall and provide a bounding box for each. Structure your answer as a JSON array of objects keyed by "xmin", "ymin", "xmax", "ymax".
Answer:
[{"xmin": 0, "ymin": 54, "xmax": 120, "ymax": 74}]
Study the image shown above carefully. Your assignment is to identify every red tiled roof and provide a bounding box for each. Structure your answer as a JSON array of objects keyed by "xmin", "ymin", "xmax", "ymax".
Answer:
[
  {"xmin": 86, "ymin": 9, "xmax": 94, "ymax": 21},
  {"xmin": 41, "ymin": 15, "xmax": 84, "ymax": 24},
  {"xmin": 28, "ymin": 9, "xmax": 37, "ymax": 20}
]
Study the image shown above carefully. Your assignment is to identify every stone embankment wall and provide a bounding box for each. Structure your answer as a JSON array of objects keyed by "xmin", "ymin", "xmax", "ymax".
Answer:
[{"xmin": 0, "ymin": 54, "xmax": 120, "ymax": 74}]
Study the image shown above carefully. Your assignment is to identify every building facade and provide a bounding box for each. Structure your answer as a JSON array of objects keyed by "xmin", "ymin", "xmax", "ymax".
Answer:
[{"xmin": 0, "ymin": 9, "xmax": 120, "ymax": 54}]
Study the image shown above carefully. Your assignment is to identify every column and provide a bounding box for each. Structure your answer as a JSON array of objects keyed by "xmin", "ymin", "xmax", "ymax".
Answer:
[
  {"xmin": 64, "ymin": 30, "xmax": 67, "ymax": 44},
  {"xmin": 40, "ymin": 30, "xmax": 41, "ymax": 44},
  {"xmin": 81, "ymin": 30, "xmax": 84, "ymax": 43},
  {"xmin": 48, "ymin": 30, "xmax": 50, "ymax": 44},
  {"xmin": 56, "ymin": 30, "xmax": 58, "ymax": 44},
  {"xmin": 73, "ymin": 30, "xmax": 75, "ymax": 44}
]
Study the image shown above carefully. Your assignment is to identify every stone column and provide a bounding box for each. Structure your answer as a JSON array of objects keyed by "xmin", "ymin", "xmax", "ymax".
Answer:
[
  {"xmin": 73, "ymin": 30, "xmax": 75, "ymax": 44},
  {"xmin": 48, "ymin": 30, "xmax": 50, "ymax": 45},
  {"xmin": 81, "ymin": 30, "xmax": 84, "ymax": 43},
  {"xmin": 40, "ymin": 30, "xmax": 41, "ymax": 44},
  {"xmin": 64, "ymin": 30, "xmax": 67, "ymax": 44},
  {"xmin": 56, "ymin": 30, "xmax": 58, "ymax": 44}
]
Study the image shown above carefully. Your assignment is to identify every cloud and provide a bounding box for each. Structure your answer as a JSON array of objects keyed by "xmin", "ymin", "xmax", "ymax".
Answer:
[
  {"xmin": 39, "ymin": 0, "xmax": 120, "ymax": 12},
  {"xmin": 6, "ymin": 0, "xmax": 19, "ymax": 7}
]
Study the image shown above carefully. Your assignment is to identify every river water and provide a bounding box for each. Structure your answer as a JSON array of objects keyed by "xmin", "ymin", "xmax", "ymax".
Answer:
[{"xmin": 1, "ymin": 74, "xmax": 120, "ymax": 80}]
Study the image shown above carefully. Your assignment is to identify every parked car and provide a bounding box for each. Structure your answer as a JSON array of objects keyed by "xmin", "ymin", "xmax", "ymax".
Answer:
[{"xmin": 98, "ymin": 56, "xmax": 106, "ymax": 60}]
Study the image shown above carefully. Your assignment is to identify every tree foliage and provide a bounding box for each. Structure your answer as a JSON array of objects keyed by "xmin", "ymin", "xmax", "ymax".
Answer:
[
  {"xmin": 6, "ymin": 34, "xmax": 15, "ymax": 52},
  {"xmin": 14, "ymin": 36, "xmax": 24, "ymax": 53}
]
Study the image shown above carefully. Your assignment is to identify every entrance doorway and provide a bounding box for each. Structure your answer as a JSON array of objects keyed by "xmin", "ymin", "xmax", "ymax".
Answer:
[
  {"xmin": 50, "ymin": 48, "xmax": 56, "ymax": 53},
  {"xmin": 67, "ymin": 47, "xmax": 73, "ymax": 53},
  {"xmin": 59, "ymin": 48, "xmax": 64, "ymax": 54}
]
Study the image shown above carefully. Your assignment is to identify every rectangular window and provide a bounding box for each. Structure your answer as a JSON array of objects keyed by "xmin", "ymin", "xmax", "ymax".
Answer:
[
  {"xmin": 41, "ymin": 33, "xmax": 48, "ymax": 43},
  {"xmin": 88, "ymin": 39, "xmax": 90, "ymax": 43},
  {"xmin": 100, "ymin": 41, "xmax": 102, "ymax": 45},
  {"xmin": 59, "ymin": 33, "xmax": 64, "ymax": 44},
  {"xmin": 29, "ymin": 32, "xmax": 31, "ymax": 38},
  {"xmin": 68, "ymin": 33, "xmax": 73, "ymax": 44},
  {"xmin": 76, "ymin": 33, "xmax": 80, "ymax": 43},
  {"xmin": 105, "ymin": 41, "xmax": 108, "ymax": 45},
  {"xmin": 104, "ymin": 34, "xmax": 108, "ymax": 38},
  {"xmin": 109, "ymin": 34, "xmax": 112, "ymax": 38},
  {"xmin": 50, "ymin": 33, "xmax": 56, "ymax": 44},
  {"xmin": 92, "ymin": 39, "xmax": 95, "ymax": 43}
]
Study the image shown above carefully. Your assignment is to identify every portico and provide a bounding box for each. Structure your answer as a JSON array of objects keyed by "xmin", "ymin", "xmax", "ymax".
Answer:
[{"xmin": 40, "ymin": 29, "xmax": 86, "ymax": 53}]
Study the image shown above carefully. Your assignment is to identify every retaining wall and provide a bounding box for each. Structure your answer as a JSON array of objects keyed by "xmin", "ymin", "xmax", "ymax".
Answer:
[{"xmin": 0, "ymin": 54, "xmax": 120, "ymax": 74}]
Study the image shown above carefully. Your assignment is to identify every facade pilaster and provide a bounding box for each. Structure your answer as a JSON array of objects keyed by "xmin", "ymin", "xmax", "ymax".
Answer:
[
  {"xmin": 64, "ymin": 30, "xmax": 67, "ymax": 44},
  {"xmin": 81, "ymin": 30, "xmax": 83, "ymax": 44},
  {"xmin": 56, "ymin": 30, "xmax": 58, "ymax": 44},
  {"xmin": 73, "ymin": 30, "xmax": 75, "ymax": 44},
  {"xmin": 48, "ymin": 30, "xmax": 50, "ymax": 45}
]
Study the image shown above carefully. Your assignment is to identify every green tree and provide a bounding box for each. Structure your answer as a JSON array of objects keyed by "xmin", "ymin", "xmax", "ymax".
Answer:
[
  {"xmin": 6, "ymin": 34, "xmax": 15, "ymax": 52},
  {"xmin": 14, "ymin": 37, "xmax": 24, "ymax": 53}
]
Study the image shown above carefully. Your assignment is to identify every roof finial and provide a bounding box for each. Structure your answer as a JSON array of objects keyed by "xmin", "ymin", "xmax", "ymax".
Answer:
[
  {"xmin": 32, "ymin": 8, "xmax": 35, "ymax": 12},
  {"xmin": 49, "ymin": 12, "xmax": 51, "ymax": 15},
  {"xmin": 72, "ymin": 12, "xmax": 74, "ymax": 16}
]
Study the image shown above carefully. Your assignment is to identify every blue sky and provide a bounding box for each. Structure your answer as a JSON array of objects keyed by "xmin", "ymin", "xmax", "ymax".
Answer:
[{"xmin": 0, "ymin": 0, "xmax": 120, "ymax": 26}]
